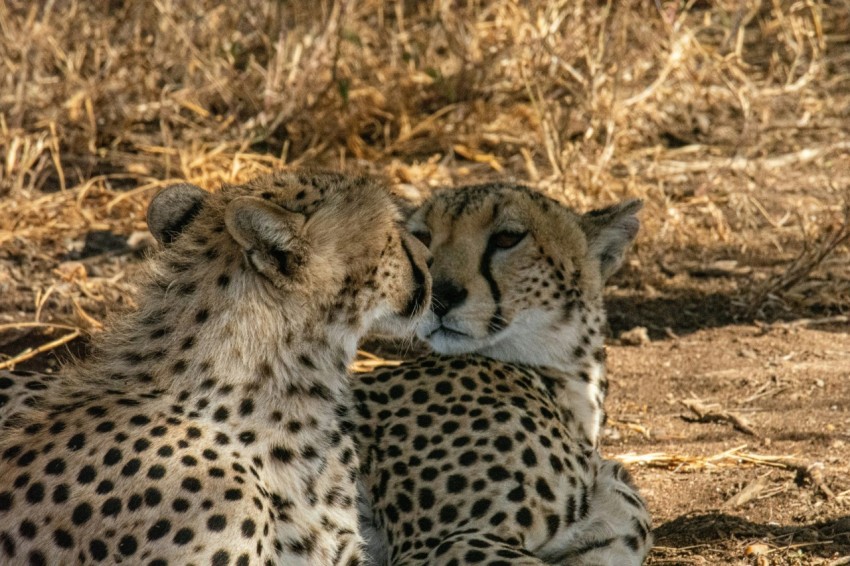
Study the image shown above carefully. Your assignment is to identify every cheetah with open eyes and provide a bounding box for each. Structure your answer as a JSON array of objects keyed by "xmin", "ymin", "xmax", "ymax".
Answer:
[
  {"xmin": 0, "ymin": 170, "xmax": 431, "ymax": 566},
  {"xmin": 353, "ymin": 183, "xmax": 652, "ymax": 565}
]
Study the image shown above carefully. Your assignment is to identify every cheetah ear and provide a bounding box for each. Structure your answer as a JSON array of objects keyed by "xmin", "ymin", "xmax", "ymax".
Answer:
[
  {"xmin": 225, "ymin": 196, "xmax": 307, "ymax": 283},
  {"xmin": 147, "ymin": 183, "xmax": 209, "ymax": 244},
  {"xmin": 580, "ymin": 199, "xmax": 642, "ymax": 281}
]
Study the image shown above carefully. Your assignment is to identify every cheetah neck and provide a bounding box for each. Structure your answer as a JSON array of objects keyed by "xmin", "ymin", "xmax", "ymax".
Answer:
[
  {"xmin": 478, "ymin": 301, "xmax": 608, "ymax": 446},
  {"xmin": 70, "ymin": 274, "xmax": 361, "ymax": 402}
]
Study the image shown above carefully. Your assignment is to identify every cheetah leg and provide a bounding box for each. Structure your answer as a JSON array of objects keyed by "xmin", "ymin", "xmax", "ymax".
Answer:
[
  {"xmin": 0, "ymin": 370, "xmax": 58, "ymax": 430},
  {"xmin": 358, "ymin": 480, "xmax": 390, "ymax": 566},
  {"xmin": 546, "ymin": 459, "xmax": 653, "ymax": 566}
]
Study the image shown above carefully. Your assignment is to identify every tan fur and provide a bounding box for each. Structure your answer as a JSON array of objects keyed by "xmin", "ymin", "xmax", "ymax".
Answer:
[
  {"xmin": 0, "ymin": 170, "xmax": 431, "ymax": 566},
  {"xmin": 409, "ymin": 183, "xmax": 640, "ymax": 444},
  {"xmin": 354, "ymin": 183, "xmax": 651, "ymax": 565}
]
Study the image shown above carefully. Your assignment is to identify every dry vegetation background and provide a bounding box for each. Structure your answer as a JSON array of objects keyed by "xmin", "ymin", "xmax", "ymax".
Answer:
[{"xmin": 1, "ymin": 1, "xmax": 849, "ymax": 564}]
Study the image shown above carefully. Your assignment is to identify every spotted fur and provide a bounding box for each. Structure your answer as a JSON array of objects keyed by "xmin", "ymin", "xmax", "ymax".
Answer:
[
  {"xmin": 0, "ymin": 170, "xmax": 431, "ymax": 566},
  {"xmin": 0, "ymin": 371, "xmax": 56, "ymax": 431},
  {"xmin": 354, "ymin": 183, "xmax": 651, "ymax": 565}
]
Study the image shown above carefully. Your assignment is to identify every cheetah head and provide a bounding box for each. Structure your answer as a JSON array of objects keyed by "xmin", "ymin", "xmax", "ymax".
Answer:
[
  {"xmin": 407, "ymin": 183, "xmax": 640, "ymax": 364},
  {"xmin": 146, "ymin": 171, "xmax": 431, "ymax": 347}
]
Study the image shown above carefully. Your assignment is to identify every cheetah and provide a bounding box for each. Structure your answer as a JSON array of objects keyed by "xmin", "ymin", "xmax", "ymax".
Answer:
[
  {"xmin": 353, "ymin": 183, "xmax": 652, "ymax": 565},
  {"xmin": 0, "ymin": 371, "xmax": 56, "ymax": 431},
  {"xmin": 0, "ymin": 170, "xmax": 431, "ymax": 566}
]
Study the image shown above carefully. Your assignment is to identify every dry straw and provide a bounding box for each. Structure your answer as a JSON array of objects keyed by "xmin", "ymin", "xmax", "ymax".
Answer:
[{"xmin": 1, "ymin": 1, "xmax": 848, "ymax": 362}]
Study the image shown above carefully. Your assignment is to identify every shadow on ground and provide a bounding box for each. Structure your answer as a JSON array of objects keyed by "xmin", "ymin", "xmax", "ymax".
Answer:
[
  {"xmin": 653, "ymin": 512, "xmax": 850, "ymax": 558},
  {"xmin": 607, "ymin": 291, "xmax": 739, "ymax": 338},
  {"xmin": 607, "ymin": 289, "xmax": 848, "ymax": 340}
]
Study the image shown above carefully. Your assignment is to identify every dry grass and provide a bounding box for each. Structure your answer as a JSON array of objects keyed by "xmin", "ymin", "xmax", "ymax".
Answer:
[
  {"xmin": 1, "ymin": 0, "xmax": 847, "ymax": 362},
  {"xmin": 0, "ymin": 8, "xmax": 847, "ymax": 332},
  {"xmin": 749, "ymin": 202, "xmax": 850, "ymax": 315}
]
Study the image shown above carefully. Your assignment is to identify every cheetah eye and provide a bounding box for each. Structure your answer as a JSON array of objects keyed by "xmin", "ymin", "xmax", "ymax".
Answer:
[
  {"xmin": 412, "ymin": 231, "xmax": 432, "ymax": 247},
  {"xmin": 490, "ymin": 231, "xmax": 527, "ymax": 250}
]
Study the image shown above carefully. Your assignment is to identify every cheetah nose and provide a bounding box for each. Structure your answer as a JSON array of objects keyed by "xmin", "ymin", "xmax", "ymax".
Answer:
[{"xmin": 431, "ymin": 279, "xmax": 468, "ymax": 318}]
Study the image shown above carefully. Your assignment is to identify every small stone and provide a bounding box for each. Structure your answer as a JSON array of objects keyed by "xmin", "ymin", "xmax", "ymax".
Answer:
[
  {"xmin": 739, "ymin": 348, "xmax": 758, "ymax": 359},
  {"xmin": 744, "ymin": 543, "xmax": 770, "ymax": 557},
  {"xmin": 620, "ymin": 326, "xmax": 650, "ymax": 346}
]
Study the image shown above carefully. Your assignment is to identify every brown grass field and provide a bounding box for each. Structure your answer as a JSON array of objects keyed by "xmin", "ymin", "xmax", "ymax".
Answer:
[{"xmin": 1, "ymin": 1, "xmax": 849, "ymax": 564}]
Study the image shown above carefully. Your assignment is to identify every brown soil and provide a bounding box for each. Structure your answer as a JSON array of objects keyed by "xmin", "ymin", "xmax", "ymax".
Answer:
[{"xmin": 605, "ymin": 287, "xmax": 850, "ymax": 566}]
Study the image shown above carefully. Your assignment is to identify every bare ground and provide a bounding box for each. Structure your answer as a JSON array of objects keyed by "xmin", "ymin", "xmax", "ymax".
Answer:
[{"xmin": 607, "ymin": 311, "xmax": 850, "ymax": 565}]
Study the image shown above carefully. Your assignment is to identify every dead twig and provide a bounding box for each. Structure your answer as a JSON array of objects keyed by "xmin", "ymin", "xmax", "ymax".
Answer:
[
  {"xmin": 0, "ymin": 329, "xmax": 82, "ymax": 371},
  {"xmin": 723, "ymin": 472, "xmax": 772, "ymax": 508},
  {"xmin": 616, "ymin": 447, "xmax": 836, "ymax": 498},
  {"xmin": 0, "ymin": 322, "xmax": 81, "ymax": 333},
  {"xmin": 680, "ymin": 398, "xmax": 757, "ymax": 436},
  {"xmin": 756, "ymin": 315, "xmax": 849, "ymax": 332},
  {"xmin": 739, "ymin": 378, "xmax": 789, "ymax": 404},
  {"xmin": 350, "ymin": 350, "xmax": 403, "ymax": 373},
  {"xmin": 748, "ymin": 203, "xmax": 850, "ymax": 315},
  {"xmin": 645, "ymin": 142, "xmax": 850, "ymax": 176},
  {"xmin": 732, "ymin": 454, "xmax": 835, "ymax": 500},
  {"xmin": 791, "ymin": 462, "xmax": 835, "ymax": 500}
]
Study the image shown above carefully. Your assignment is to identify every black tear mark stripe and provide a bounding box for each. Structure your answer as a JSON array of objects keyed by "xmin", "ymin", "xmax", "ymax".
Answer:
[
  {"xmin": 400, "ymin": 239, "xmax": 427, "ymax": 318},
  {"xmin": 163, "ymin": 201, "xmax": 205, "ymax": 244},
  {"xmin": 480, "ymin": 203, "xmax": 506, "ymax": 334}
]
